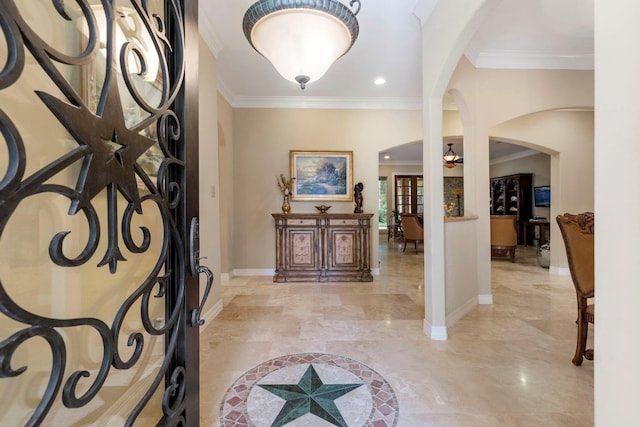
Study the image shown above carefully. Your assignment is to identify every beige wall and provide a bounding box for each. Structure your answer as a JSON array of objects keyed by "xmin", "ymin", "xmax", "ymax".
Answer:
[
  {"xmin": 231, "ymin": 108, "xmax": 422, "ymax": 272},
  {"xmin": 414, "ymin": 0, "xmax": 594, "ymax": 338},
  {"xmin": 491, "ymin": 111, "xmax": 594, "ymax": 268},
  {"xmin": 445, "ymin": 58, "xmax": 594, "ymax": 311},
  {"xmin": 222, "ymin": 71, "xmax": 592, "ymax": 334},
  {"xmin": 198, "ymin": 37, "xmax": 223, "ymax": 317},
  {"xmin": 217, "ymin": 94, "xmax": 234, "ymax": 276},
  {"xmin": 217, "ymin": 14, "xmax": 593, "ymax": 343},
  {"xmin": 444, "ymin": 219, "xmax": 478, "ymax": 322}
]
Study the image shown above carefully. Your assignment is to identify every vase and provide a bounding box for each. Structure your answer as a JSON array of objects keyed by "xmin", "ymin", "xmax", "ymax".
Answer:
[
  {"xmin": 537, "ymin": 244, "xmax": 550, "ymax": 269},
  {"xmin": 281, "ymin": 195, "xmax": 291, "ymax": 214}
]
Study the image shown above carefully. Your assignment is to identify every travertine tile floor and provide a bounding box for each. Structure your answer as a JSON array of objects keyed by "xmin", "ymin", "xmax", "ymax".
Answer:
[{"xmin": 200, "ymin": 240, "xmax": 593, "ymax": 426}]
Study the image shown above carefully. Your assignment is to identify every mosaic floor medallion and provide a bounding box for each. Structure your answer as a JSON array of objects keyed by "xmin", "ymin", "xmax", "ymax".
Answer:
[{"xmin": 220, "ymin": 353, "xmax": 399, "ymax": 427}]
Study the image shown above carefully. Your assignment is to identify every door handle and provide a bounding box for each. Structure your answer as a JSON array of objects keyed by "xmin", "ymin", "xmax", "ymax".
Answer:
[{"xmin": 188, "ymin": 217, "xmax": 213, "ymax": 327}]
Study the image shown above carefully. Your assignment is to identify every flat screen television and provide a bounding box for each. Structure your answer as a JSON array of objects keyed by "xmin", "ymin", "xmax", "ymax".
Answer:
[{"xmin": 534, "ymin": 185, "xmax": 550, "ymax": 207}]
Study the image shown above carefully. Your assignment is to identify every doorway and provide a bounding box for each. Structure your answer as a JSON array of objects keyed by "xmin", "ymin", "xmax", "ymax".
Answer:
[{"xmin": 0, "ymin": 1, "xmax": 203, "ymax": 424}]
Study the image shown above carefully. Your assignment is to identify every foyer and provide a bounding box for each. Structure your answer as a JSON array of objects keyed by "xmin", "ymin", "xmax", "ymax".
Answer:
[{"xmin": 201, "ymin": 244, "xmax": 593, "ymax": 426}]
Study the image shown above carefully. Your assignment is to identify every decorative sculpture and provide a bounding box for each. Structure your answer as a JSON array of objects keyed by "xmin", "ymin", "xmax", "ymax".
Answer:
[{"xmin": 354, "ymin": 182, "xmax": 364, "ymax": 213}]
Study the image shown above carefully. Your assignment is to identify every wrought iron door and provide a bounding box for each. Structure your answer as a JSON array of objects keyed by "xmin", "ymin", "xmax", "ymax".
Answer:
[{"xmin": 0, "ymin": 0, "xmax": 203, "ymax": 425}]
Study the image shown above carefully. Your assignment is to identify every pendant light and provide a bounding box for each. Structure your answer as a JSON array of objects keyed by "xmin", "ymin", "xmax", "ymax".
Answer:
[
  {"xmin": 443, "ymin": 143, "xmax": 459, "ymax": 168},
  {"xmin": 242, "ymin": 0, "xmax": 361, "ymax": 89}
]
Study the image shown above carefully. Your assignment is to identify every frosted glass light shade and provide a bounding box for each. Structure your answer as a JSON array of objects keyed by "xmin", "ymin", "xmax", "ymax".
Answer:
[
  {"xmin": 243, "ymin": 0, "xmax": 360, "ymax": 89},
  {"xmin": 443, "ymin": 144, "xmax": 459, "ymax": 162}
]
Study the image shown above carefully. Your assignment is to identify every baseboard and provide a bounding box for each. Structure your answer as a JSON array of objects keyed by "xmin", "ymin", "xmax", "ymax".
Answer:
[
  {"xmin": 423, "ymin": 319, "xmax": 448, "ymax": 341},
  {"xmin": 446, "ymin": 296, "xmax": 477, "ymax": 326},
  {"xmin": 371, "ymin": 267, "xmax": 380, "ymax": 276},
  {"xmin": 478, "ymin": 294, "xmax": 493, "ymax": 305},
  {"xmin": 232, "ymin": 268, "xmax": 274, "ymax": 277},
  {"xmin": 200, "ymin": 299, "xmax": 223, "ymax": 330},
  {"xmin": 220, "ymin": 272, "xmax": 232, "ymax": 281},
  {"xmin": 549, "ymin": 266, "xmax": 570, "ymax": 276}
]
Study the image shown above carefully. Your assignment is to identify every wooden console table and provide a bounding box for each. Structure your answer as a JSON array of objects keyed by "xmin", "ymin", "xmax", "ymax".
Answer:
[
  {"xmin": 523, "ymin": 220, "xmax": 550, "ymax": 247},
  {"xmin": 272, "ymin": 213, "xmax": 374, "ymax": 282}
]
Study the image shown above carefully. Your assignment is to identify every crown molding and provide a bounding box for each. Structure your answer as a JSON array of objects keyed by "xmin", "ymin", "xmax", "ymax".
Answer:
[
  {"xmin": 464, "ymin": 48, "xmax": 594, "ymax": 70},
  {"xmin": 490, "ymin": 149, "xmax": 539, "ymax": 165},
  {"xmin": 198, "ymin": 11, "xmax": 223, "ymax": 58},
  {"xmin": 216, "ymin": 78, "xmax": 234, "ymax": 106},
  {"xmin": 412, "ymin": 0, "xmax": 438, "ymax": 25},
  {"xmin": 226, "ymin": 95, "xmax": 423, "ymax": 110}
]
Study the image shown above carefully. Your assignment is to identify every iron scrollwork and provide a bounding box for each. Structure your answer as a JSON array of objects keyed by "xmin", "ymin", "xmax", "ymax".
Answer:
[{"xmin": 0, "ymin": 0, "xmax": 189, "ymax": 425}]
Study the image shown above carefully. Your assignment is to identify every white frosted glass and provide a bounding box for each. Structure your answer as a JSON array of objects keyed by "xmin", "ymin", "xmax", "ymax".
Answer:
[{"xmin": 251, "ymin": 10, "xmax": 352, "ymax": 83}]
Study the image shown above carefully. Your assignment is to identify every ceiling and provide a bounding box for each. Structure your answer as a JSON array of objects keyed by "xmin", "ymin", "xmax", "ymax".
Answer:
[
  {"xmin": 378, "ymin": 139, "xmax": 542, "ymax": 166},
  {"xmin": 199, "ymin": 0, "xmax": 594, "ymax": 161}
]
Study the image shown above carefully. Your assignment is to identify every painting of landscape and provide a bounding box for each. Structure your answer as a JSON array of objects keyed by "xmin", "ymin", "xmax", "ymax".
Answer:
[{"xmin": 290, "ymin": 151, "xmax": 353, "ymax": 201}]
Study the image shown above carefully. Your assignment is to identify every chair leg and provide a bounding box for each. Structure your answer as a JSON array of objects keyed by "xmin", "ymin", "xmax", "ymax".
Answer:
[
  {"xmin": 509, "ymin": 248, "xmax": 515, "ymax": 263},
  {"xmin": 403, "ymin": 240, "xmax": 407, "ymax": 252},
  {"xmin": 414, "ymin": 241, "xmax": 418, "ymax": 254},
  {"xmin": 572, "ymin": 315, "xmax": 589, "ymax": 366}
]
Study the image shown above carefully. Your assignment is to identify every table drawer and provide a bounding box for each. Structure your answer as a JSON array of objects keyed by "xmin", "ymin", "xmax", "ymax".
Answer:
[
  {"xmin": 329, "ymin": 219, "xmax": 359, "ymax": 226},
  {"xmin": 286, "ymin": 218, "xmax": 317, "ymax": 226}
]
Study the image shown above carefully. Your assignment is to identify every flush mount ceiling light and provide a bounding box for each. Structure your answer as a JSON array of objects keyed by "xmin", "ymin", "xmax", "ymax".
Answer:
[
  {"xmin": 443, "ymin": 143, "xmax": 459, "ymax": 168},
  {"xmin": 243, "ymin": 0, "xmax": 361, "ymax": 89}
]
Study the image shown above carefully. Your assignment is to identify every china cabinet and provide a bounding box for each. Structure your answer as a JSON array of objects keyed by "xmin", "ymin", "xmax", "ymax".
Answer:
[{"xmin": 489, "ymin": 174, "xmax": 533, "ymax": 244}]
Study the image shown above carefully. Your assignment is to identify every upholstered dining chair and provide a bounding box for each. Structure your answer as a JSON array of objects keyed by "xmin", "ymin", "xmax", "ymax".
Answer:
[
  {"xmin": 556, "ymin": 212, "xmax": 595, "ymax": 366},
  {"xmin": 490, "ymin": 215, "xmax": 518, "ymax": 262},
  {"xmin": 401, "ymin": 214, "xmax": 423, "ymax": 253}
]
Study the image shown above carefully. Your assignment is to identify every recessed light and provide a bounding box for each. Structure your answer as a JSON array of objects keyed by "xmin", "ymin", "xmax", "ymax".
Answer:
[
  {"xmin": 383, "ymin": 154, "xmax": 390, "ymax": 159},
  {"xmin": 374, "ymin": 77, "xmax": 386, "ymax": 85}
]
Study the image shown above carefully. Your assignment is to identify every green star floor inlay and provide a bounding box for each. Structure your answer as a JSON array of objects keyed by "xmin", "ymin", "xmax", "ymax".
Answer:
[
  {"xmin": 258, "ymin": 365, "xmax": 363, "ymax": 427},
  {"xmin": 220, "ymin": 353, "xmax": 399, "ymax": 427}
]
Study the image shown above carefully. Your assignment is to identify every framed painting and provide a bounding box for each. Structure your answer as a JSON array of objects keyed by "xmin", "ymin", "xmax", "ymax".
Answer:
[{"xmin": 290, "ymin": 151, "xmax": 353, "ymax": 201}]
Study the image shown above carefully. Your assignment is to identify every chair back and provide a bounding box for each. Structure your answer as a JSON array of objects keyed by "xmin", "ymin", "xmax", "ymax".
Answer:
[
  {"xmin": 490, "ymin": 215, "xmax": 517, "ymax": 247},
  {"xmin": 401, "ymin": 215, "xmax": 424, "ymax": 241},
  {"xmin": 556, "ymin": 212, "xmax": 594, "ymax": 298}
]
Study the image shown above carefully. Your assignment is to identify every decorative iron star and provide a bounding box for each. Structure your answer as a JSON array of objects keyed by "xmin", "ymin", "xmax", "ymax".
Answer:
[
  {"xmin": 36, "ymin": 72, "xmax": 156, "ymax": 213},
  {"xmin": 258, "ymin": 364, "xmax": 363, "ymax": 427}
]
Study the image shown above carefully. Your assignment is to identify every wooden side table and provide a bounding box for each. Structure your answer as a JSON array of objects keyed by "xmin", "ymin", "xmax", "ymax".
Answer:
[{"xmin": 523, "ymin": 220, "xmax": 550, "ymax": 247}]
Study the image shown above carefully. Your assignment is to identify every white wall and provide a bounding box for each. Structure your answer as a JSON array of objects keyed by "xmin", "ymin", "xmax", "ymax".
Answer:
[{"xmin": 594, "ymin": 1, "xmax": 640, "ymax": 424}]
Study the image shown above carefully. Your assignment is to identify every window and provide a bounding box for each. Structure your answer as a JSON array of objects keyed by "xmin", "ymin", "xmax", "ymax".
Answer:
[
  {"xmin": 395, "ymin": 175, "xmax": 423, "ymax": 214},
  {"xmin": 378, "ymin": 177, "xmax": 388, "ymax": 229}
]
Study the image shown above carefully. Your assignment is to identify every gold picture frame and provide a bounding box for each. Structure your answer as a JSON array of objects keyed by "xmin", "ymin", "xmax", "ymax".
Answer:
[{"xmin": 290, "ymin": 150, "xmax": 353, "ymax": 202}]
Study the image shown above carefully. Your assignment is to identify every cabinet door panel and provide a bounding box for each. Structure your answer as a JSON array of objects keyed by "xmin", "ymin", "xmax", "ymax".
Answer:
[
  {"xmin": 328, "ymin": 230, "xmax": 360, "ymax": 269},
  {"xmin": 286, "ymin": 229, "xmax": 319, "ymax": 269}
]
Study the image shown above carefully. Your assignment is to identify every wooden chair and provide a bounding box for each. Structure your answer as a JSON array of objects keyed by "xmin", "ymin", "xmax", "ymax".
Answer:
[
  {"xmin": 490, "ymin": 215, "xmax": 517, "ymax": 262},
  {"xmin": 556, "ymin": 212, "xmax": 595, "ymax": 366},
  {"xmin": 401, "ymin": 214, "xmax": 423, "ymax": 253}
]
